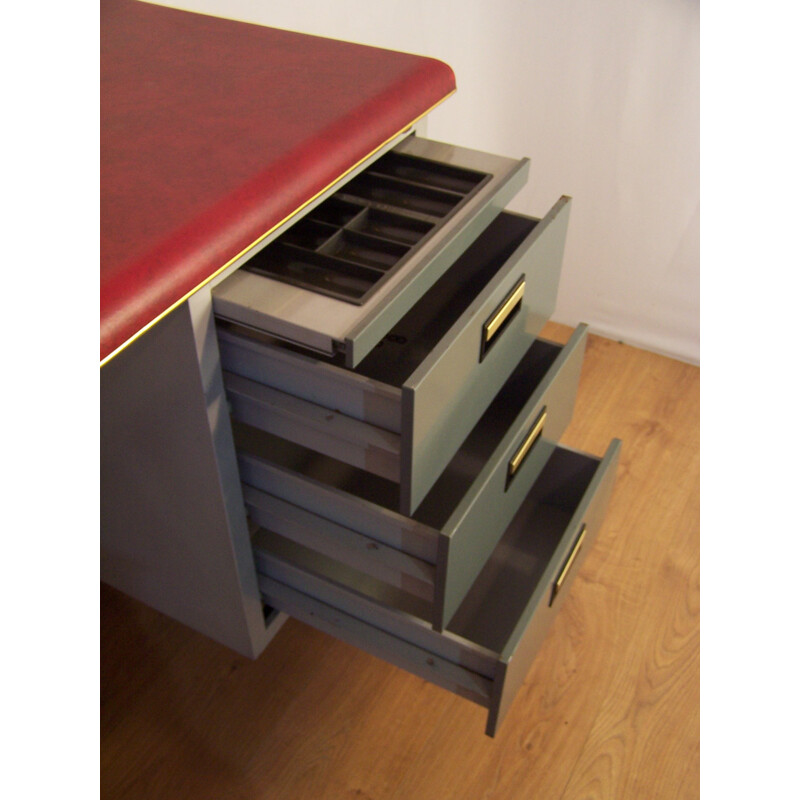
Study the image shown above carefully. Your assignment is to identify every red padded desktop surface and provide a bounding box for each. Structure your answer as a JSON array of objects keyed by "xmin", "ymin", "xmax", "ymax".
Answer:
[{"xmin": 101, "ymin": 0, "xmax": 455, "ymax": 362}]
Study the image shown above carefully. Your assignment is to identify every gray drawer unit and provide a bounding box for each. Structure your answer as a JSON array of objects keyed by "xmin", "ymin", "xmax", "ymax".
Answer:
[
  {"xmin": 219, "ymin": 198, "xmax": 572, "ymax": 516},
  {"xmin": 252, "ymin": 439, "xmax": 621, "ymax": 737},
  {"xmin": 209, "ymin": 129, "xmax": 622, "ymax": 735},
  {"xmin": 233, "ymin": 325, "xmax": 589, "ymax": 632},
  {"xmin": 212, "ymin": 136, "xmax": 530, "ymax": 367}
]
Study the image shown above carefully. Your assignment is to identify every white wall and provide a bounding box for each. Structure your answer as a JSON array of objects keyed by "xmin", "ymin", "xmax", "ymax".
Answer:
[{"xmin": 156, "ymin": 0, "xmax": 700, "ymax": 364}]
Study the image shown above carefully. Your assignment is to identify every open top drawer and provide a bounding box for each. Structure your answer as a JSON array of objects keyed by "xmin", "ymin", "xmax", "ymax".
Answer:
[
  {"xmin": 234, "ymin": 324, "xmax": 589, "ymax": 631},
  {"xmin": 212, "ymin": 136, "xmax": 530, "ymax": 367},
  {"xmin": 219, "ymin": 198, "xmax": 572, "ymax": 515},
  {"xmin": 252, "ymin": 439, "xmax": 621, "ymax": 737}
]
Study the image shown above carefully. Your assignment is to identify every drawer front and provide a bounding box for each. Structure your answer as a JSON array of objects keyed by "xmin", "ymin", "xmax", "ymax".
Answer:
[
  {"xmin": 220, "ymin": 199, "xmax": 572, "ymax": 516},
  {"xmin": 252, "ymin": 439, "xmax": 621, "ymax": 737},
  {"xmin": 478, "ymin": 441, "xmax": 622, "ymax": 735},
  {"xmin": 212, "ymin": 136, "xmax": 530, "ymax": 367},
  {"xmin": 399, "ymin": 197, "xmax": 572, "ymax": 515},
  {"xmin": 430, "ymin": 323, "xmax": 587, "ymax": 629},
  {"xmin": 234, "ymin": 325, "xmax": 588, "ymax": 632}
]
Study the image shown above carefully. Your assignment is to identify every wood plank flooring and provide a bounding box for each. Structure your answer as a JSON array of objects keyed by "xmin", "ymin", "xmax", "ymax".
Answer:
[{"xmin": 101, "ymin": 322, "xmax": 700, "ymax": 799}]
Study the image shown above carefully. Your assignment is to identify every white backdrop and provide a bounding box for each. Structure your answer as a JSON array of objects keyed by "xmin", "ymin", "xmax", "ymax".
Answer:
[{"xmin": 153, "ymin": 0, "xmax": 700, "ymax": 364}]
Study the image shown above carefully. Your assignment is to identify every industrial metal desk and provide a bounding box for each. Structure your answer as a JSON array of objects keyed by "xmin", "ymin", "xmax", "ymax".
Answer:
[{"xmin": 101, "ymin": 0, "xmax": 618, "ymax": 737}]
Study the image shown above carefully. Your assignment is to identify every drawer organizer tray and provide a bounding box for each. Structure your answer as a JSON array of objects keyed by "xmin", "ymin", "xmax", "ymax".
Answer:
[
  {"xmin": 212, "ymin": 136, "xmax": 531, "ymax": 367},
  {"xmin": 252, "ymin": 439, "xmax": 621, "ymax": 737},
  {"xmin": 242, "ymin": 150, "xmax": 491, "ymax": 305},
  {"xmin": 220, "ymin": 199, "xmax": 572, "ymax": 515},
  {"xmin": 234, "ymin": 325, "xmax": 589, "ymax": 631}
]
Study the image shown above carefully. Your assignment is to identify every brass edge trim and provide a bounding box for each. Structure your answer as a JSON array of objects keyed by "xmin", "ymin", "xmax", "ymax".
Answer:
[{"xmin": 100, "ymin": 88, "xmax": 457, "ymax": 368}]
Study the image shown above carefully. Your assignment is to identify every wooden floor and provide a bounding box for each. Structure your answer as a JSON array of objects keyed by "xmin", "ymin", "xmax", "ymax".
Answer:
[{"xmin": 101, "ymin": 322, "xmax": 700, "ymax": 800}]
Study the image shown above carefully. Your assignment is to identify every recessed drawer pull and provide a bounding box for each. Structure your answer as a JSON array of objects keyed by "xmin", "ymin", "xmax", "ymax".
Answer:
[
  {"xmin": 481, "ymin": 276, "xmax": 525, "ymax": 361},
  {"xmin": 550, "ymin": 523, "xmax": 587, "ymax": 607},
  {"xmin": 506, "ymin": 406, "xmax": 546, "ymax": 488}
]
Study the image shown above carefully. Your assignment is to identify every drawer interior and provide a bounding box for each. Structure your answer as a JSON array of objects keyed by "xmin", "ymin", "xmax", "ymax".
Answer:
[
  {"xmin": 351, "ymin": 211, "xmax": 537, "ymax": 387},
  {"xmin": 225, "ymin": 211, "xmax": 539, "ymax": 392},
  {"xmin": 241, "ymin": 149, "xmax": 490, "ymax": 305},
  {"xmin": 447, "ymin": 446, "xmax": 601, "ymax": 652}
]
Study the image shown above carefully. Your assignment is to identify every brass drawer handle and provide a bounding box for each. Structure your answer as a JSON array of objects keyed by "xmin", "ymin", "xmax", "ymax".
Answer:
[
  {"xmin": 481, "ymin": 276, "xmax": 525, "ymax": 361},
  {"xmin": 506, "ymin": 406, "xmax": 546, "ymax": 488},
  {"xmin": 550, "ymin": 523, "xmax": 587, "ymax": 606}
]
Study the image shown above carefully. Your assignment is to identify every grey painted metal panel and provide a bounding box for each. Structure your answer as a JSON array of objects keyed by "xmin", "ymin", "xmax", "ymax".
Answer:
[
  {"xmin": 434, "ymin": 324, "xmax": 588, "ymax": 630},
  {"xmin": 486, "ymin": 439, "xmax": 622, "ymax": 736},
  {"xmin": 212, "ymin": 137, "xmax": 529, "ymax": 367},
  {"xmin": 400, "ymin": 198, "xmax": 573, "ymax": 514},
  {"xmin": 100, "ymin": 299, "xmax": 272, "ymax": 658}
]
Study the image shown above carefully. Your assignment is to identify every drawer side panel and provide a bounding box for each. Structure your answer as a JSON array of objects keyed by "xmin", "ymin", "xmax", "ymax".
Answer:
[
  {"xmin": 237, "ymin": 448, "xmax": 438, "ymax": 562},
  {"xmin": 218, "ymin": 327, "xmax": 402, "ymax": 431},
  {"xmin": 243, "ymin": 484, "xmax": 436, "ymax": 601},
  {"xmin": 259, "ymin": 574, "xmax": 492, "ymax": 707},
  {"xmin": 253, "ymin": 530, "xmax": 499, "ymax": 679},
  {"xmin": 224, "ymin": 372, "xmax": 401, "ymax": 481}
]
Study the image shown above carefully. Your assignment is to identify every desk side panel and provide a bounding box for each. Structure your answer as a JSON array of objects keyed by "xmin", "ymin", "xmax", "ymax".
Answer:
[{"xmin": 100, "ymin": 301, "xmax": 273, "ymax": 657}]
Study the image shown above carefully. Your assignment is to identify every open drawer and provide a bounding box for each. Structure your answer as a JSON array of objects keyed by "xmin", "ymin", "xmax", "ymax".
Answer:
[
  {"xmin": 219, "ymin": 198, "xmax": 572, "ymax": 515},
  {"xmin": 252, "ymin": 439, "xmax": 621, "ymax": 737},
  {"xmin": 212, "ymin": 136, "xmax": 530, "ymax": 367},
  {"xmin": 234, "ymin": 325, "xmax": 588, "ymax": 631}
]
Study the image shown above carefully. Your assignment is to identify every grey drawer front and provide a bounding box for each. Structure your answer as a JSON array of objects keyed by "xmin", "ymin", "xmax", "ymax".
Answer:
[
  {"xmin": 430, "ymin": 323, "xmax": 588, "ymax": 629},
  {"xmin": 400, "ymin": 197, "xmax": 571, "ymax": 515},
  {"xmin": 220, "ymin": 198, "xmax": 572, "ymax": 516},
  {"xmin": 253, "ymin": 439, "xmax": 622, "ymax": 737},
  {"xmin": 212, "ymin": 136, "xmax": 529, "ymax": 367},
  {"xmin": 235, "ymin": 324, "xmax": 588, "ymax": 632}
]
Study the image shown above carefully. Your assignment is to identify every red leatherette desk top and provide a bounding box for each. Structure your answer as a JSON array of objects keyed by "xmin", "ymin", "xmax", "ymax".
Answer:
[{"xmin": 101, "ymin": 0, "xmax": 455, "ymax": 362}]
